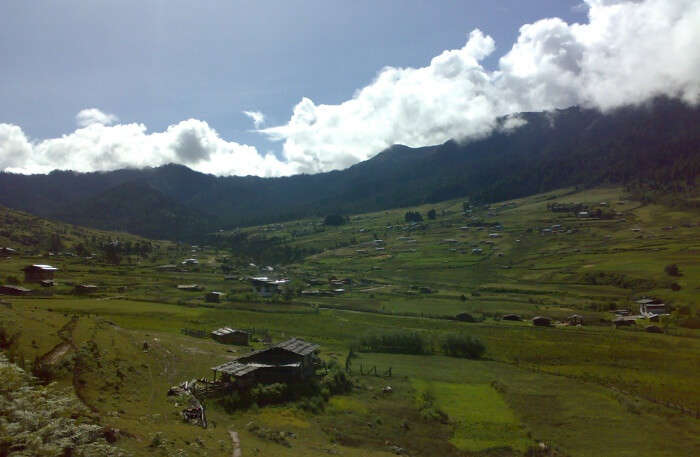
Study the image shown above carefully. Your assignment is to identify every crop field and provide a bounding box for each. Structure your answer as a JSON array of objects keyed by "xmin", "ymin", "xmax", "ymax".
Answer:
[{"xmin": 1, "ymin": 186, "xmax": 699, "ymax": 456}]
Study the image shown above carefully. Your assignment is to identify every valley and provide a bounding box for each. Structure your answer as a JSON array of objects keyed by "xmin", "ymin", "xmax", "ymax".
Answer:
[{"xmin": 1, "ymin": 186, "xmax": 698, "ymax": 456}]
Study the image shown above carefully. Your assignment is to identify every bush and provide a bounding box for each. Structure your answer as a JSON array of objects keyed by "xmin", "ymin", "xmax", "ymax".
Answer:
[
  {"xmin": 441, "ymin": 333, "xmax": 485, "ymax": 359},
  {"xmin": 404, "ymin": 211, "xmax": 423, "ymax": 222},
  {"xmin": 664, "ymin": 263, "xmax": 682, "ymax": 277},
  {"xmin": 356, "ymin": 330, "xmax": 429, "ymax": 354},
  {"xmin": 417, "ymin": 389, "xmax": 448, "ymax": 423},
  {"xmin": 427, "ymin": 209, "xmax": 436, "ymax": 220},
  {"xmin": 4, "ymin": 275, "xmax": 20, "ymax": 285},
  {"xmin": 321, "ymin": 366, "xmax": 353, "ymax": 395},
  {"xmin": 251, "ymin": 382, "xmax": 288, "ymax": 406}
]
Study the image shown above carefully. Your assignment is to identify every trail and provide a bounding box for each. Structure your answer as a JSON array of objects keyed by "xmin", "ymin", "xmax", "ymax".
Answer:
[{"xmin": 229, "ymin": 430, "xmax": 241, "ymax": 457}]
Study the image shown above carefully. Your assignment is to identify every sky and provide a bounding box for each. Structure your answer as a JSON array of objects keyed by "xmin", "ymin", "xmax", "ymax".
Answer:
[{"xmin": 1, "ymin": 0, "xmax": 699, "ymax": 176}]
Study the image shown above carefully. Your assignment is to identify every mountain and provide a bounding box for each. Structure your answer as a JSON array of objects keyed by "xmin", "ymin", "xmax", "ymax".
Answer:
[
  {"xmin": 51, "ymin": 181, "xmax": 215, "ymax": 240},
  {"xmin": 0, "ymin": 98, "xmax": 698, "ymax": 240}
]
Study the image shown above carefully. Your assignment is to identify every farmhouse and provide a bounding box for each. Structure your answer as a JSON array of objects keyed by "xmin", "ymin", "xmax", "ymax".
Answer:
[
  {"xmin": 0, "ymin": 285, "xmax": 32, "ymax": 296},
  {"xmin": 177, "ymin": 284, "xmax": 203, "ymax": 291},
  {"xmin": 23, "ymin": 264, "xmax": 57, "ymax": 282},
  {"xmin": 637, "ymin": 298, "xmax": 667, "ymax": 316},
  {"xmin": 250, "ymin": 276, "xmax": 289, "ymax": 297},
  {"xmin": 211, "ymin": 327, "xmax": 249, "ymax": 346},
  {"xmin": 211, "ymin": 337, "xmax": 319, "ymax": 387},
  {"xmin": 206, "ymin": 291, "xmax": 224, "ymax": 303},
  {"xmin": 182, "ymin": 258, "xmax": 199, "ymax": 265}
]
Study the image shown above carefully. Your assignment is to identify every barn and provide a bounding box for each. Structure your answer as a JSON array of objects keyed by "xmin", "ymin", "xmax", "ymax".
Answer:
[
  {"xmin": 211, "ymin": 337, "xmax": 319, "ymax": 387},
  {"xmin": 23, "ymin": 264, "xmax": 57, "ymax": 282}
]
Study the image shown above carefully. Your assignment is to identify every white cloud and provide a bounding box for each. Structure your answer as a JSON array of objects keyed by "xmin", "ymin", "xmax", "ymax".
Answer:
[
  {"xmin": 0, "ymin": 118, "xmax": 293, "ymax": 177},
  {"xmin": 243, "ymin": 110, "xmax": 266, "ymax": 128},
  {"xmin": 262, "ymin": 0, "xmax": 700, "ymax": 174},
  {"xmin": 1, "ymin": 0, "xmax": 698, "ymax": 177},
  {"xmin": 75, "ymin": 108, "xmax": 119, "ymax": 127}
]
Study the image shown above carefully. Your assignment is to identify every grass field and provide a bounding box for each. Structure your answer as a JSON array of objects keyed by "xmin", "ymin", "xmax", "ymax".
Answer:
[{"xmin": 1, "ymin": 186, "xmax": 699, "ymax": 456}]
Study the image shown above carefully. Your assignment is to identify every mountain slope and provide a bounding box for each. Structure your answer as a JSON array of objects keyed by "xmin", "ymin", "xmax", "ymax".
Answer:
[
  {"xmin": 0, "ymin": 97, "xmax": 698, "ymax": 240},
  {"xmin": 52, "ymin": 181, "xmax": 215, "ymax": 240}
]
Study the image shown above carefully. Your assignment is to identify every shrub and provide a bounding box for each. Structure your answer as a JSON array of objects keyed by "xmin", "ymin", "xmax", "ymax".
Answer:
[
  {"xmin": 251, "ymin": 382, "xmax": 288, "ymax": 406},
  {"xmin": 4, "ymin": 275, "xmax": 20, "ymax": 285},
  {"xmin": 664, "ymin": 263, "xmax": 682, "ymax": 277},
  {"xmin": 321, "ymin": 366, "xmax": 353, "ymax": 395},
  {"xmin": 355, "ymin": 330, "xmax": 429, "ymax": 355},
  {"xmin": 417, "ymin": 389, "xmax": 448, "ymax": 423},
  {"xmin": 404, "ymin": 211, "xmax": 423, "ymax": 222},
  {"xmin": 441, "ymin": 333, "xmax": 485, "ymax": 359}
]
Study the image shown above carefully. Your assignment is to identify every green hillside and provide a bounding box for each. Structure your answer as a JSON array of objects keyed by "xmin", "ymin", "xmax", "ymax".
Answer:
[{"xmin": 0, "ymin": 186, "xmax": 698, "ymax": 457}]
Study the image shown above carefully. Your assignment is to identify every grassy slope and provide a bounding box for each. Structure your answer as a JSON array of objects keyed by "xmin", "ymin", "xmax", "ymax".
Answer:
[{"xmin": 1, "ymin": 186, "xmax": 699, "ymax": 456}]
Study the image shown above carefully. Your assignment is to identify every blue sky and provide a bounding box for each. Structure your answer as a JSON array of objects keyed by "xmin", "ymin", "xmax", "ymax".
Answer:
[
  {"xmin": 1, "ymin": 1, "xmax": 698, "ymax": 176},
  {"xmin": 1, "ymin": 1, "xmax": 581, "ymax": 145}
]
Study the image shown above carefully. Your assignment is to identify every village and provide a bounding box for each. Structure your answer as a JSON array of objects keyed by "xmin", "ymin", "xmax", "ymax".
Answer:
[{"xmin": 0, "ymin": 185, "xmax": 697, "ymax": 457}]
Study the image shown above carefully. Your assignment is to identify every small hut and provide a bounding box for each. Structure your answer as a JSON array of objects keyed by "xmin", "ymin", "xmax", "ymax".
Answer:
[
  {"xmin": 613, "ymin": 317, "xmax": 635, "ymax": 327},
  {"xmin": 74, "ymin": 284, "xmax": 98, "ymax": 295},
  {"xmin": 567, "ymin": 314, "xmax": 584, "ymax": 325},
  {"xmin": 211, "ymin": 327, "xmax": 249, "ymax": 346},
  {"xmin": 0, "ymin": 247, "xmax": 17, "ymax": 256},
  {"xmin": 23, "ymin": 264, "xmax": 57, "ymax": 283},
  {"xmin": 206, "ymin": 291, "xmax": 224, "ymax": 303},
  {"xmin": 0, "ymin": 285, "xmax": 32, "ymax": 296},
  {"xmin": 532, "ymin": 316, "xmax": 552, "ymax": 327}
]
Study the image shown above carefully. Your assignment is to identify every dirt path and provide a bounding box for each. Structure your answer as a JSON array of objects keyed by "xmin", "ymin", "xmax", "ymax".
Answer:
[{"xmin": 229, "ymin": 430, "xmax": 241, "ymax": 457}]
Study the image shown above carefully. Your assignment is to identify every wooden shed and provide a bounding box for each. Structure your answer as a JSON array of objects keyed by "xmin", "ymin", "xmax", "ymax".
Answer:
[
  {"xmin": 206, "ymin": 291, "xmax": 224, "ymax": 303},
  {"xmin": 532, "ymin": 316, "xmax": 552, "ymax": 326},
  {"xmin": 211, "ymin": 327, "xmax": 249, "ymax": 346},
  {"xmin": 211, "ymin": 337, "xmax": 319, "ymax": 386},
  {"xmin": 0, "ymin": 285, "xmax": 32, "ymax": 296},
  {"xmin": 23, "ymin": 264, "xmax": 57, "ymax": 282},
  {"xmin": 74, "ymin": 284, "xmax": 98, "ymax": 294}
]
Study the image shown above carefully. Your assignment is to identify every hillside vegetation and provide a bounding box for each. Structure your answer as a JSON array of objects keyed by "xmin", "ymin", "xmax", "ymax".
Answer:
[
  {"xmin": 0, "ymin": 98, "xmax": 698, "ymax": 240},
  {"xmin": 1, "ymin": 185, "xmax": 698, "ymax": 456}
]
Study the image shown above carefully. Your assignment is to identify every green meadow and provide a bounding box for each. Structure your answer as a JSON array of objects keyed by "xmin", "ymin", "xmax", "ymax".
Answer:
[{"xmin": 1, "ymin": 186, "xmax": 699, "ymax": 456}]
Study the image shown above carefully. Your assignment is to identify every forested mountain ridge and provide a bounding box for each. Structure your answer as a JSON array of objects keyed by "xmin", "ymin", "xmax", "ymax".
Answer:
[{"xmin": 0, "ymin": 97, "xmax": 697, "ymax": 240}]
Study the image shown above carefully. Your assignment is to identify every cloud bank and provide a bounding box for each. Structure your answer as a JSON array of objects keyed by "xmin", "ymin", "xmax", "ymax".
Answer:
[{"xmin": 1, "ymin": 0, "xmax": 699, "ymax": 176}]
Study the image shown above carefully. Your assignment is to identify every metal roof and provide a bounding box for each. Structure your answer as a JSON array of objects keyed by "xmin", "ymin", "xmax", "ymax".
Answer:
[
  {"xmin": 211, "ymin": 361, "xmax": 260, "ymax": 376},
  {"xmin": 25, "ymin": 264, "xmax": 57, "ymax": 271},
  {"xmin": 211, "ymin": 327, "xmax": 248, "ymax": 336},
  {"xmin": 212, "ymin": 360, "xmax": 301, "ymax": 375},
  {"xmin": 275, "ymin": 337, "xmax": 319, "ymax": 356}
]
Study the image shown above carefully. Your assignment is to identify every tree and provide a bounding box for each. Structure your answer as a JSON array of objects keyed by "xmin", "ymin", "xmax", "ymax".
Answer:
[
  {"xmin": 427, "ymin": 209, "xmax": 437, "ymax": 220},
  {"xmin": 404, "ymin": 211, "xmax": 423, "ymax": 222},
  {"xmin": 49, "ymin": 233, "xmax": 63, "ymax": 252}
]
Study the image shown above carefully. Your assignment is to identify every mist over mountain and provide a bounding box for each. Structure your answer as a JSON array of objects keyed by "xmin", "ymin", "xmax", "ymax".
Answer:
[{"xmin": 0, "ymin": 98, "xmax": 697, "ymax": 241}]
